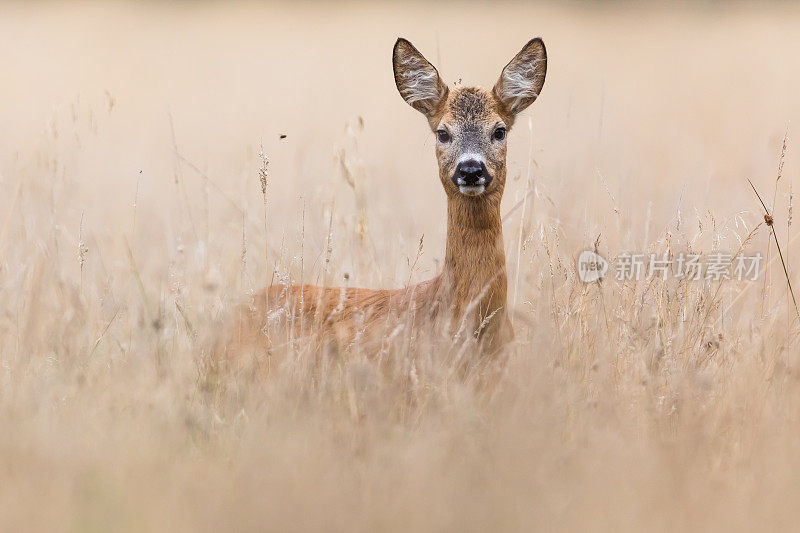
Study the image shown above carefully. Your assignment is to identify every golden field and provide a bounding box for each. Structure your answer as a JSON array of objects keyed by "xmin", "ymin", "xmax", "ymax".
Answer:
[{"xmin": 2, "ymin": 2, "xmax": 800, "ymax": 531}]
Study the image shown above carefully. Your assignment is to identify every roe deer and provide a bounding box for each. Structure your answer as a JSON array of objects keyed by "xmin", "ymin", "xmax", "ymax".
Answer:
[{"xmin": 226, "ymin": 37, "xmax": 547, "ymax": 366}]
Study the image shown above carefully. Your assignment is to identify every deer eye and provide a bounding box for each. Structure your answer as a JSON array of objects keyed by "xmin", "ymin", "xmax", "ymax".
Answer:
[
  {"xmin": 492, "ymin": 127, "xmax": 507, "ymax": 141},
  {"xmin": 436, "ymin": 129, "xmax": 451, "ymax": 143}
]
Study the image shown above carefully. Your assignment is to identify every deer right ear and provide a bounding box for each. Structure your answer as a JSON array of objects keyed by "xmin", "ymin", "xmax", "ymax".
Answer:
[
  {"xmin": 393, "ymin": 38, "xmax": 449, "ymax": 118},
  {"xmin": 493, "ymin": 38, "xmax": 547, "ymax": 116}
]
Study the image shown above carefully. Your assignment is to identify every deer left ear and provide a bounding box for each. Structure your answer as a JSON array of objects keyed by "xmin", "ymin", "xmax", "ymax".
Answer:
[{"xmin": 493, "ymin": 38, "xmax": 547, "ymax": 116}]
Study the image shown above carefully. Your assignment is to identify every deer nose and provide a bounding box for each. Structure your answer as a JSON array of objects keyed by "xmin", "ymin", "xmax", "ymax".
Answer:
[{"xmin": 454, "ymin": 159, "xmax": 490, "ymax": 187}]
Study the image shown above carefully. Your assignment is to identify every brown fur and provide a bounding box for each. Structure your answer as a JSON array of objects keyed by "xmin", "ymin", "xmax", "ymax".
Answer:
[{"xmin": 223, "ymin": 37, "xmax": 547, "ymax": 367}]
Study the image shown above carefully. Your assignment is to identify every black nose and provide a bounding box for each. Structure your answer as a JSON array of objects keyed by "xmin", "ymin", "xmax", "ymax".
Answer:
[{"xmin": 454, "ymin": 159, "xmax": 490, "ymax": 187}]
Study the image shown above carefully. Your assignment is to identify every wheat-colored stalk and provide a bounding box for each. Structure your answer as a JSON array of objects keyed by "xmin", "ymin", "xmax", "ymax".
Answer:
[
  {"xmin": 78, "ymin": 210, "xmax": 87, "ymax": 293},
  {"xmin": 748, "ymin": 178, "xmax": 800, "ymax": 323},
  {"xmin": 258, "ymin": 145, "xmax": 270, "ymax": 288}
]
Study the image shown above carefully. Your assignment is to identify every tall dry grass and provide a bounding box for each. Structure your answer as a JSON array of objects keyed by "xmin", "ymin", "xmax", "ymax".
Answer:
[{"xmin": 2, "ymin": 2, "xmax": 800, "ymax": 531}]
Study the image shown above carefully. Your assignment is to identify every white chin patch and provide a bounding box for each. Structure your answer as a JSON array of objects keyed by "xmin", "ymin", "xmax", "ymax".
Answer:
[{"xmin": 458, "ymin": 185, "xmax": 486, "ymax": 196}]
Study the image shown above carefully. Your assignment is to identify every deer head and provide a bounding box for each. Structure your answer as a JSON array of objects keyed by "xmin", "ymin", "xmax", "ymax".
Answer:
[{"xmin": 393, "ymin": 38, "xmax": 547, "ymax": 200}]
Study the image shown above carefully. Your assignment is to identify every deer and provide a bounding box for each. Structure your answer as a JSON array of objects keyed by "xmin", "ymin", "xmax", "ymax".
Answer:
[{"xmin": 223, "ymin": 37, "xmax": 547, "ymax": 370}]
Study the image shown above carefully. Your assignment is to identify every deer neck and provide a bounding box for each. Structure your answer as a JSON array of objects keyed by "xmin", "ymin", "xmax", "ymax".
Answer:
[{"xmin": 440, "ymin": 192, "xmax": 507, "ymax": 319}]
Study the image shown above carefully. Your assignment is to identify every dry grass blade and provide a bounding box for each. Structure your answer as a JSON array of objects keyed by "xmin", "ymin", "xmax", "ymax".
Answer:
[
  {"xmin": 259, "ymin": 146, "xmax": 270, "ymax": 287},
  {"xmin": 748, "ymin": 178, "xmax": 800, "ymax": 323}
]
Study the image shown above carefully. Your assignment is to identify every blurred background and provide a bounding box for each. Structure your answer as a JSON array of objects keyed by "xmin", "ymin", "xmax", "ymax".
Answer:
[{"xmin": 3, "ymin": 1, "xmax": 799, "ymax": 289}]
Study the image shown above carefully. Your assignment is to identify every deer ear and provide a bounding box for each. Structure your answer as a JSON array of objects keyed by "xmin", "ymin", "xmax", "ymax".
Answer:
[
  {"xmin": 393, "ymin": 38, "xmax": 449, "ymax": 118},
  {"xmin": 493, "ymin": 38, "xmax": 547, "ymax": 116}
]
